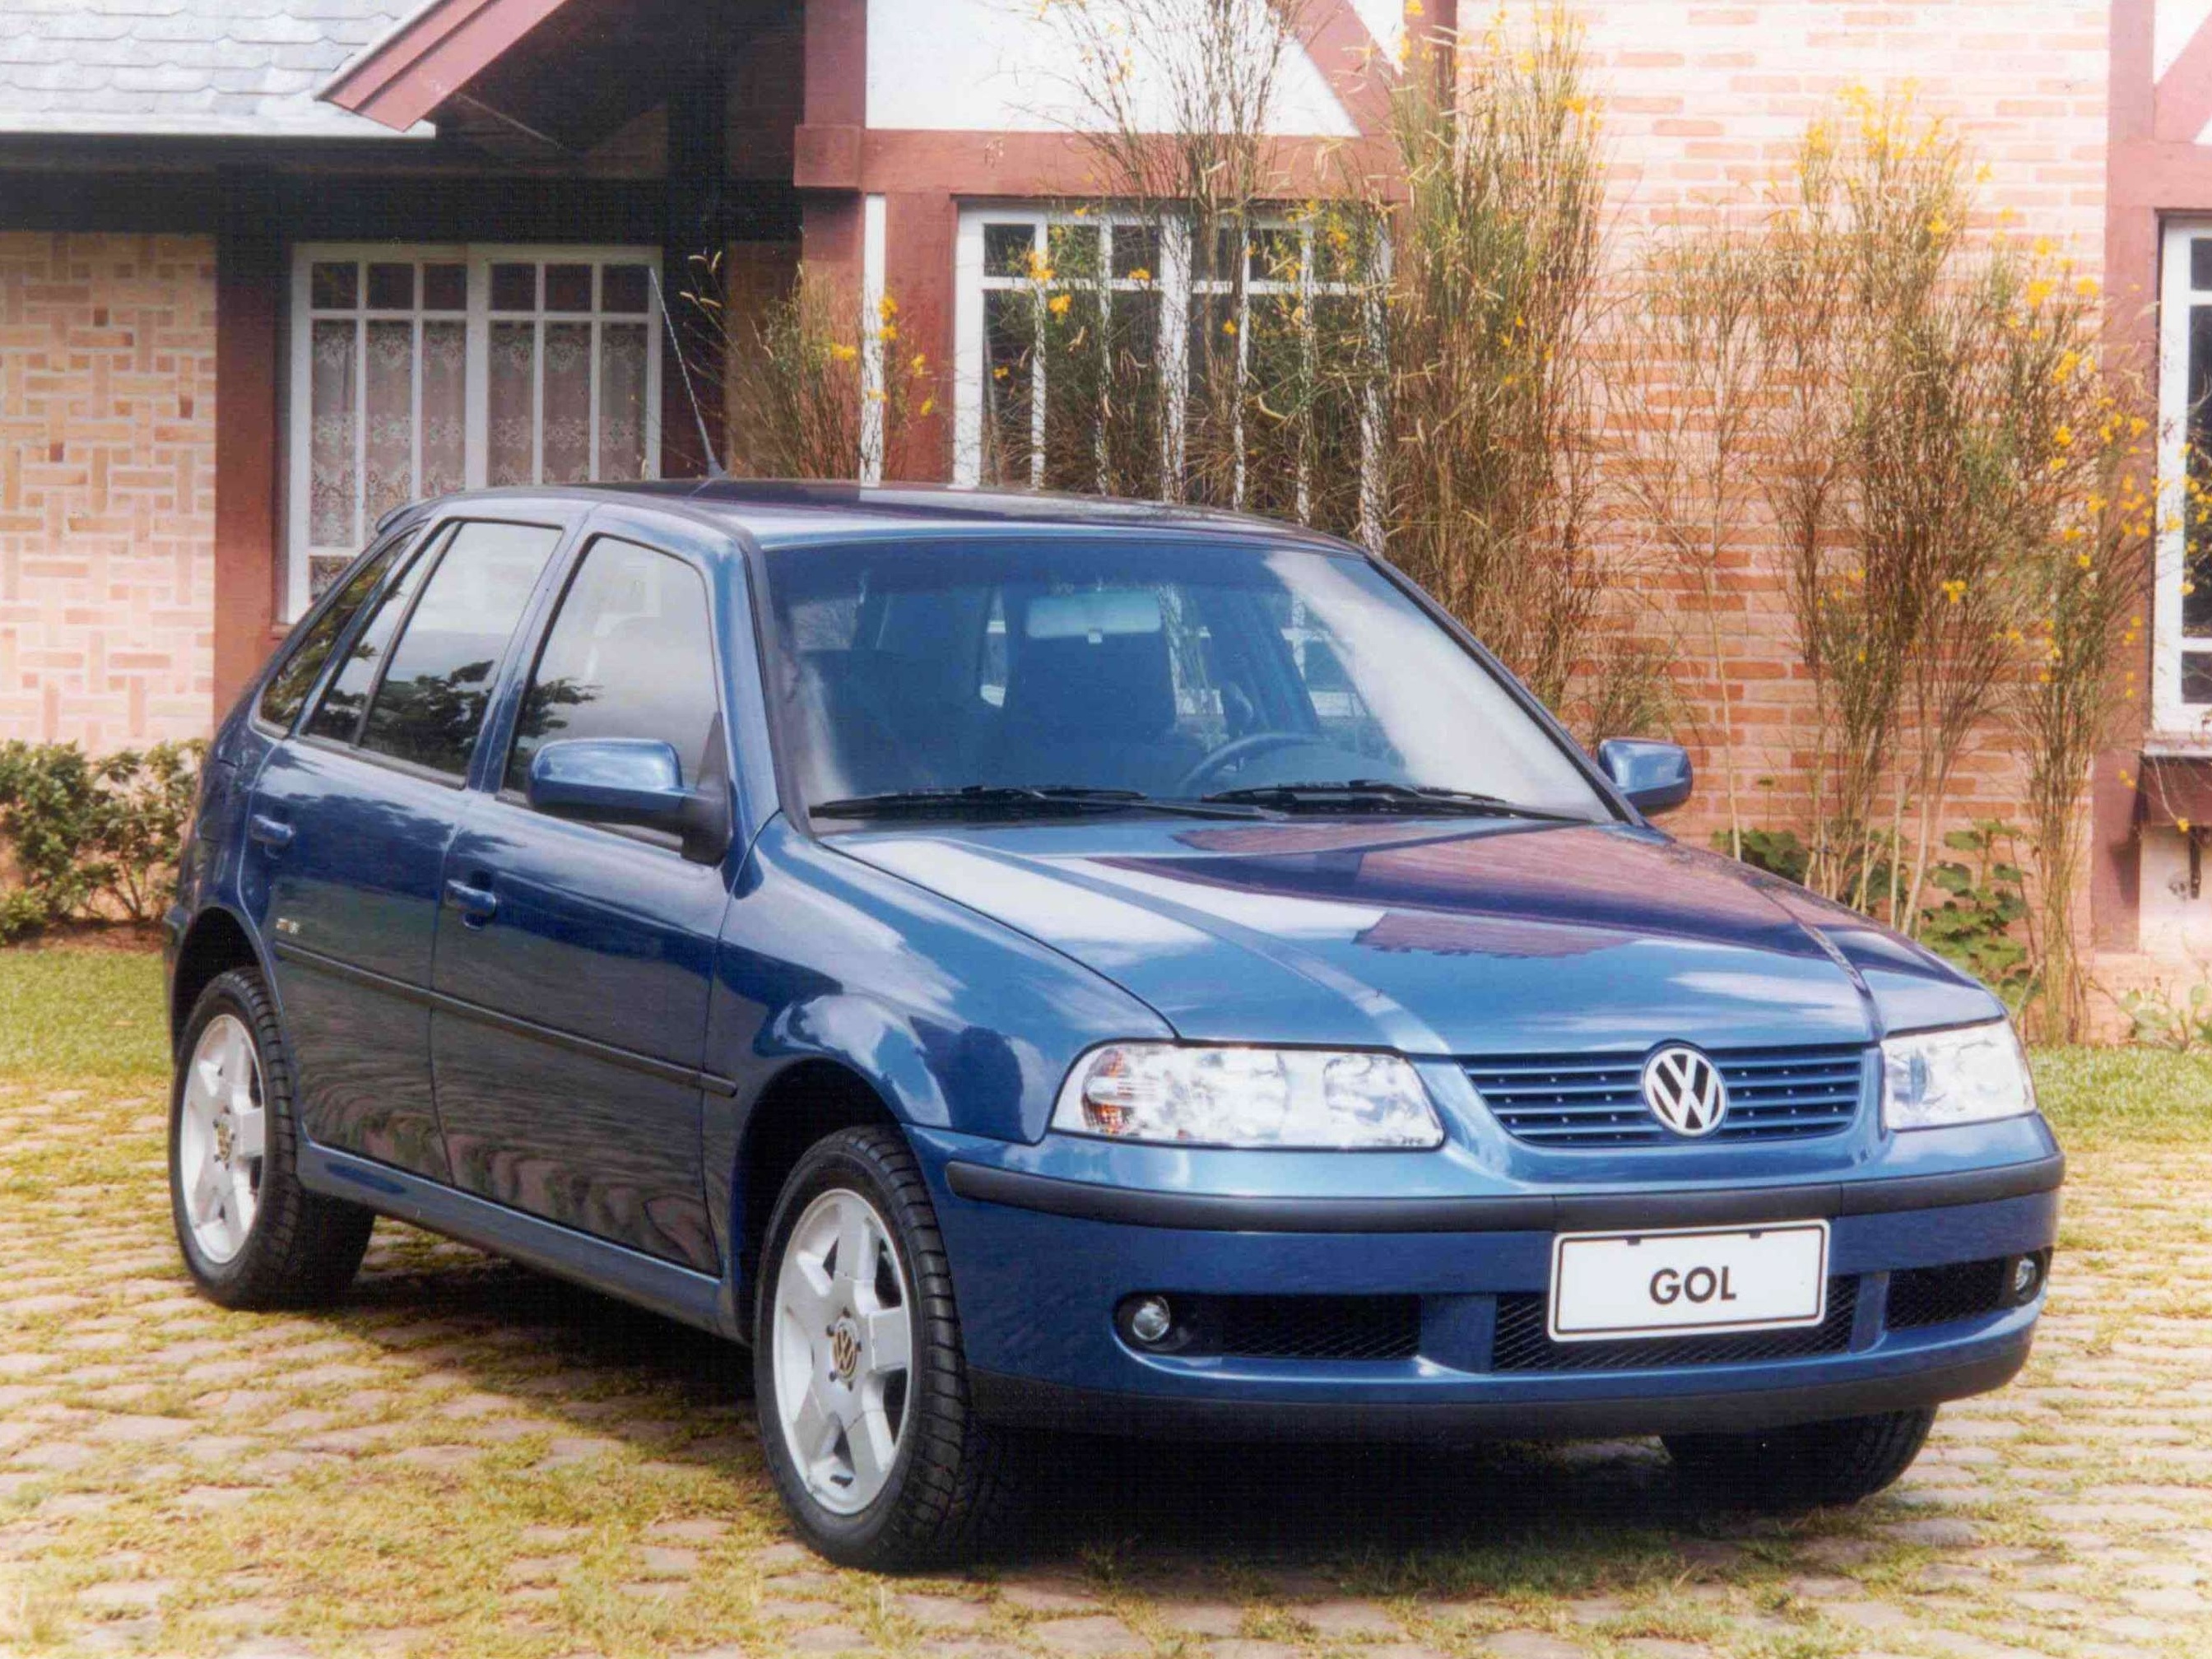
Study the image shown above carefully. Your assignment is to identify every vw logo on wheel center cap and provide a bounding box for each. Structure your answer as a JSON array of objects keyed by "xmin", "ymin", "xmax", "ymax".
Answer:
[
  {"xmin": 829, "ymin": 1316, "xmax": 862, "ymax": 1381},
  {"xmin": 1642, "ymin": 1045, "xmax": 1727, "ymax": 1137}
]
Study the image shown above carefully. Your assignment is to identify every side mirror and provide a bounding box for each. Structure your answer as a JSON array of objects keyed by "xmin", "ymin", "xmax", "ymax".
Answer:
[
  {"xmin": 527, "ymin": 738, "xmax": 731, "ymax": 864},
  {"xmin": 1597, "ymin": 738, "xmax": 1694, "ymax": 817}
]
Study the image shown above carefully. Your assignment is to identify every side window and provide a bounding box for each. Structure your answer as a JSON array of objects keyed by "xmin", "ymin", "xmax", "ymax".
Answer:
[
  {"xmin": 505, "ymin": 538, "xmax": 720, "ymax": 802},
  {"xmin": 258, "ymin": 529, "xmax": 412, "ymax": 730},
  {"xmin": 304, "ymin": 527, "xmax": 442, "ymax": 744},
  {"xmin": 356, "ymin": 521, "xmax": 564, "ymax": 777}
]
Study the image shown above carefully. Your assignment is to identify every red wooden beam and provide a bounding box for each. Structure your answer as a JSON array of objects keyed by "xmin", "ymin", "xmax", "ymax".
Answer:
[{"xmin": 321, "ymin": 0, "xmax": 581, "ymax": 132}]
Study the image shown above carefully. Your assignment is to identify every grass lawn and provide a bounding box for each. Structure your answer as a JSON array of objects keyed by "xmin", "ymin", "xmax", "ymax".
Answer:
[{"xmin": 1, "ymin": 939, "xmax": 2210, "ymax": 1657}]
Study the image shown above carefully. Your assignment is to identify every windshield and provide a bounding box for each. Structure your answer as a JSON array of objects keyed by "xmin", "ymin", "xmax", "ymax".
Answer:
[{"xmin": 759, "ymin": 536, "xmax": 1613, "ymax": 823}]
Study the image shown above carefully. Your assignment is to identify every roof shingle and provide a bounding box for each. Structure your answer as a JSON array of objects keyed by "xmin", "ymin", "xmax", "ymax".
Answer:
[{"xmin": 0, "ymin": 0, "xmax": 430, "ymax": 137}]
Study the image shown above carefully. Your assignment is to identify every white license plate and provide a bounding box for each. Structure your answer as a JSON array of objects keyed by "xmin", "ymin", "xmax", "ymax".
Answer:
[{"xmin": 1547, "ymin": 1221, "xmax": 1831, "ymax": 1343}]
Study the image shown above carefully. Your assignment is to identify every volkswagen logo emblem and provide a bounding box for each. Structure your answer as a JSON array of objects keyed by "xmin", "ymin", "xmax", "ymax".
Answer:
[{"xmin": 1643, "ymin": 1045, "xmax": 1727, "ymax": 1137}]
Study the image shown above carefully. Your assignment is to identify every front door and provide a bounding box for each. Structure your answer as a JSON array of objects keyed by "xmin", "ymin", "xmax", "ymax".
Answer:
[
  {"xmin": 249, "ymin": 516, "xmax": 567, "ymax": 1178},
  {"xmin": 430, "ymin": 532, "xmax": 732, "ymax": 1271}
]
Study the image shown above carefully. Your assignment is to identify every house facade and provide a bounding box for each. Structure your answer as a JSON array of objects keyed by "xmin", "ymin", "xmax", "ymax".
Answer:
[{"xmin": 2, "ymin": 0, "xmax": 2208, "ymax": 969}]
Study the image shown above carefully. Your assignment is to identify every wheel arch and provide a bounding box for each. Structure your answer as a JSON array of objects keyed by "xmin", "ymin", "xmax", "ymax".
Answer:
[
  {"xmin": 731, "ymin": 1057, "xmax": 907, "ymax": 1328},
  {"xmin": 170, "ymin": 907, "xmax": 267, "ymax": 1053}
]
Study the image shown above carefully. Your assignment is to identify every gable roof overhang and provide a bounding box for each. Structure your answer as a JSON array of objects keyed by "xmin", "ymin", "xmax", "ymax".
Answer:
[{"xmin": 322, "ymin": 0, "xmax": 579, "ymax": 132}]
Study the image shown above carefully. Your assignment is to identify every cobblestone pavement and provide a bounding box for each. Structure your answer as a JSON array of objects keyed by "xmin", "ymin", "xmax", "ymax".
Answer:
[{"xmin": 2, "ymin": 1080, "xmax": 2209, "ymax": 1658}]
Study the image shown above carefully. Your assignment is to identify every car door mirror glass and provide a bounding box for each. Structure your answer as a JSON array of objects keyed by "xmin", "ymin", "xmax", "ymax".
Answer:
[{"xmin": 1596, "ymin": 738, "xmax": 1694, "ymax": 816}]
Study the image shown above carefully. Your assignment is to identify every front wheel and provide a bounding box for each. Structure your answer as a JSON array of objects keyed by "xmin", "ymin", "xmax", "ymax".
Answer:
[
  {"xmin": 754, "ymin": 1126, "xmax": 1017, "ymax": 1568},
  {"xmin": 1666, "ymin": 1406, "xmax": 1937, "ymax": 1511}
]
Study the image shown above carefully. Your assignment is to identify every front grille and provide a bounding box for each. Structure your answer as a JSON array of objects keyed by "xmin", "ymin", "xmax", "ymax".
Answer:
[
  {"xmin": 1467, "ymin": 1045, "xmax": 1867, "ymax": 1147},
  {"xmin": 1165, "ymin": 1294, "xmax": 1421, "ymax": 1361},
  {"xmin": 1490, "ymin": 1277, "xmax": 1857, "ymax": 1372},
  {"xmin": 1887, "ymin": 1257, "xmax": 2012, "ymax": 1329}
]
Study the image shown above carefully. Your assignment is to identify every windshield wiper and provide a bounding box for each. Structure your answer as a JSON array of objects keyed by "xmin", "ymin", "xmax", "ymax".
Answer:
[
  {"xmin": 1198, "ymin": 779, "xmax": 1591, "ymax": 822},
  {"xmin": 811, "ymin": 785, "xmax": 1271, "ymax": 821}
]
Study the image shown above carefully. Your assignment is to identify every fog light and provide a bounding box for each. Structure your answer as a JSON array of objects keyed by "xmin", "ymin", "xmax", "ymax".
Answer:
[
  {"xmin": 2011, "ymin": 1254, "xmax": 2043, "ymax": 1303},
  {"xmin": 1127, "ymin": 1295, "xmax": 1173, "ymax": 1346}
]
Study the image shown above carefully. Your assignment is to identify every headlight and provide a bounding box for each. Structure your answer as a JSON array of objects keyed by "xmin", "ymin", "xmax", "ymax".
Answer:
[
  {"xmin": 1051, "ymin": 1043, "xmax": 1445, "ymax": 1149},
  {"xmin": 1881, "ymin": 1020, "xmax": 2037, "ymax": 1132}
]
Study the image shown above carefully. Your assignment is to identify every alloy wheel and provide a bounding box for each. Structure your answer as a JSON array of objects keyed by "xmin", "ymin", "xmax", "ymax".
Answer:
[
  {"xmin": 176, "ymin": 1013, "xmax": 267, "ymax": 1264},
  {"xmin": 771, "ymin": 1187, "xmax": 914, "ymax": 1514}
]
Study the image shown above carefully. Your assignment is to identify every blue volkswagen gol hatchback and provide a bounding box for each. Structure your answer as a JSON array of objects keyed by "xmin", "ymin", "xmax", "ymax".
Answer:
[{"xmin": 166, "ymin": 482, "xmax": 2061, "ymax": 1567}]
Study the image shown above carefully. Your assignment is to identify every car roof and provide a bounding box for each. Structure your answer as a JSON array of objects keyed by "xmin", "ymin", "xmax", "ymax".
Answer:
[{"xmin": 390, "ymin": 479, "xmax": 1369, "ymax": 557}]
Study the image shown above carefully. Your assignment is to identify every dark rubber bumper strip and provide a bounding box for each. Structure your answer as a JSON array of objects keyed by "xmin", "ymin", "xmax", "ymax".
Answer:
[{"xmin": 942, "ymin": 1152, "xmax": 2064, "ymax": 1234}]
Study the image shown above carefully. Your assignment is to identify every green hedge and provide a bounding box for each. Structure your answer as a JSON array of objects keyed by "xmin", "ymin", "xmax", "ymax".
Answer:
[{"xmin": 0, "ymin": 741, "xmax": 202, "ymax": 942}]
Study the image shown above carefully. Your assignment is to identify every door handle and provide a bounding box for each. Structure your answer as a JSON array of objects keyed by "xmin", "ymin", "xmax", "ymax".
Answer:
[
  {"xmin": 444, "ymin": 878, "xmax": 499, "ymax": 927},
  {"xmin": 248, "ymin": 814, "xmax": 294, "ymax": 851}
]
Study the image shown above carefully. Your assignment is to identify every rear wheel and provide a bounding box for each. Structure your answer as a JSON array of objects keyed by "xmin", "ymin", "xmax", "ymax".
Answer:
[
  {"xmin": 754, "ymin": 1126, "xmax": 1017, "ymax": 1568},
  {"xmin": 170, "ymin": 968, "xmax": 374, "ymax": 1308},
  {"xmin": 1666, "ymin": 1406, "xmax": 1937, "ymax": 1510}
]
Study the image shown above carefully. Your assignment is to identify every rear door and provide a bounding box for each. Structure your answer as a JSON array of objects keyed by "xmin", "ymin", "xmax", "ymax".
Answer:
[
  {"xmin": 247, "ymin": 516, "xmax": 567, "ymax": 1178},
  {"xmin": 429, "ymin": 529, "xmax": 733, "ymax": 1271}
]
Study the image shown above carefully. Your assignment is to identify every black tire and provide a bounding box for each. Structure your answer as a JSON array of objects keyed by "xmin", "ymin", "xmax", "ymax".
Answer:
[
  {"xmin": 1666, "ymin": 1406, "xmax": 1937, "ymax": 1511},
  {"xmin": 753, "ymin": 1126, "xmax": 1020, "ymax": 1569},
  {"xmin": 169, "ymin": 967, "xmax": 374, "ymax": 1308}
]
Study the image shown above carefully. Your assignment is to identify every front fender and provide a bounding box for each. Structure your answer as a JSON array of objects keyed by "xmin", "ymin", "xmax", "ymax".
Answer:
[{"xmin": 702, "ymin": 817, "xmax": 1172, "ymax": 1265}]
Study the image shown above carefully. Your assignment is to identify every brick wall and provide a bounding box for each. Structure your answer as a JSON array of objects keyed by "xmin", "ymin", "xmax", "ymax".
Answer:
[
  {"xmin": 1569, "ymin": 2, "xmax": 2111, "ymax": 860},
  {"xmin": 0, "ymin": 232, "xmax": 216, "ymax": 750}
]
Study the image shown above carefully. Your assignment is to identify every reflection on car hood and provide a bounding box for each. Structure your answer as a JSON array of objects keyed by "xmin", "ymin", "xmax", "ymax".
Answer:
[{"xmin": 834, "ymin": 818, "xmax": 2004, "ymax": 1055}]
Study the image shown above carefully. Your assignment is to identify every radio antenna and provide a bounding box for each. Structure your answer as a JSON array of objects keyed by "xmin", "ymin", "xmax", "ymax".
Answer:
[{"xmin": 650, "ymin": 266, "xmax": 726, "ymax": 481}]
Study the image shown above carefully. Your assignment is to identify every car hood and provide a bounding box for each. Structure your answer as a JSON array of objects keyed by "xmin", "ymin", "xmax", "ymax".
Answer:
[{"xmin": 833, "ymin": 818, "xmax": 2003, "ymax": 1056}]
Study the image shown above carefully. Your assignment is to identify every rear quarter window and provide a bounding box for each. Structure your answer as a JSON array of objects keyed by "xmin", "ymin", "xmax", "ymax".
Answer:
[{"xmin": 255, "ymin": 530, "xmax": 414, "ymax": 731}]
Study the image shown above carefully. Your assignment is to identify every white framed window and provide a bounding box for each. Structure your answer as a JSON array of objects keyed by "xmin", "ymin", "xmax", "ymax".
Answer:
[
  {"xmin": 287, "ymin": 244, "xmax": 662, "ymax": 613},
  {"xmin": 2158, "ymin": 221, "xmax": 2212, "ymax": 731},
  {"xmin": 952, "ymin": 205, "xmax": 1381, "ymax": 542}
]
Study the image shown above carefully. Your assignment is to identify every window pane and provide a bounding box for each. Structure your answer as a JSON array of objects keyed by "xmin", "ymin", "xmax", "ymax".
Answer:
[
  {"xmin": 309, "ymin": 318, "xmax": 358, "ymax": 546},
  {"xmin": 2188, "ymin": 305, "xmax": 2212, "ymax": 639},
  {"xmin": 600, "ymin": 323, "xmax": 649, "ymax": 481},
  {"xmin": 367, "ymin": 263, "xmax": 414, "ymax": 310},
  {"xmin": 546, "ymin": 263, "xmax": 593, "ymax": 313},
  {"xmin": 488, "ymin": 322, "xmax": 537, "ymax": 486},
  {"xmin": 490, "ymin": 262, "xmax": 537, "ymax": 310},
  {"xmin": 1307, "ymin": 293, "xmax": 1371, "ymax": 539},
  {"xmin": 1249, "ymin": 228, "xmax": 1298, "ymax": 285},
  {"xmin": 506, "ymin": 540, "xmax": 718, "ymax": 801},
  {"xmin": 1047, "ymin": 222, "xmax": 1099, "ymax": 279},
  {"xmin": 602, "ymin": 264, "xmax": 650, "ymax": 314},
  {"xmin": 423, "ymin": 263, "xmax": 467, "ymax": 311},
  {"xmin": 1184, "ymin": 290, "xmax": 1240, "ymax": 507},
  {"xmin": 1041, "ymin": 286, "xmax": 1106, "ymax": 492},
  {"xmin": 1113, "ymin": 225, "xmax": 1159, "ymax": 281},
  {"xmin": 359, "ymin": 522, "xmax": 562, "ymax": 774},
  {"xmin": 364, "ymin": 319, "xmax": 416, "ymax": 525},
  {"xmin": 306, "ymin": 532, "xmax": 438, "ymax": 743},
  {"xmin": 308, "ymin": 555, "xmax": 355, "ymax": 600},
  {"xmin": 421, "ymin": 320, "xmax": 467, "ymax": 498},
  {"xmin": 542, "ymin": 322, "xmax": 593, "ymax": 484},
  {"xmin": 1101, "ymin": 287, "xmax": 1163, "ymax": 497},
  {"xmin": 260, "ymin": 533, "xmax": 410, "ymax": 730},
  {"xmin": 2186, "ymin": 651, "xmax": 2212, "ymax": 704},
  {"xmin": 984, "ymin": 223, "xmax": 1035, "ymax": 277},
  {"xmin": 983, "ymin": 289, "xmax": 1036, "ymax": 486},
  {"xmin": 310, "ymin": 261, "xmax": 357, "ymax": 309},
  {"xmin": 2193, "ymin": 239, "xmax": 2212, "ymax": 293}
]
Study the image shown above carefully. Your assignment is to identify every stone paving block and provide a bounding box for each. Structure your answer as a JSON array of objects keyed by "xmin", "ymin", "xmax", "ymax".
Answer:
[
  {"xmin": 1299, "ymin": 1598, "xmax": 1399, "ymax": 1636},
  {"xmin": 1477, "ymin": 1633, "xmax": 1586, "ymax": 1659},
  {"xmin": 897, "ymin": 1592, "xmax": 988, "ymax": 1629},
  {"xmin": 1031, "ymin": 1615, "xmax": 1144, "ymax": 1655},
  {"xmin": 1155, "ymin": 1599, "xmax": 1245, "ymax": 1635}
]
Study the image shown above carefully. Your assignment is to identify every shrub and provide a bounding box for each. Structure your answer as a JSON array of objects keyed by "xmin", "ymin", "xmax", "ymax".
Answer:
[{"xmin": 0, "ymin": 741, "xmax": 203, "ymax": 941}]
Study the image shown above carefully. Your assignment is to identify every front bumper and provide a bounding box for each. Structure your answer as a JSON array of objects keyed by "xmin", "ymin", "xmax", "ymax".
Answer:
[{"xmin": 913, "ymin": 1128, "xmax": 2061, "ymax": 1443}]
